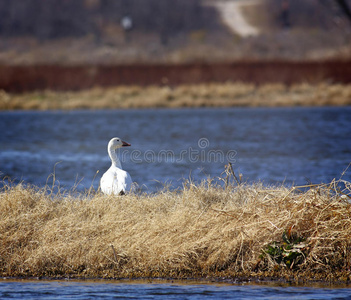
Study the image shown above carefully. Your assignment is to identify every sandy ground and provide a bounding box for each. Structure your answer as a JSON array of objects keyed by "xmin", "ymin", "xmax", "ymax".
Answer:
[{"xmin": 206, "ymin": 0, "xmax": 261, "ymax": 37}]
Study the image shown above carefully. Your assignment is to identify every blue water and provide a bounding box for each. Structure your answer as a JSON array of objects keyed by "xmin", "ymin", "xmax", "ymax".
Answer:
[
  {"xmin": 1, "ymin": 107, "xmax": 351, "ymax": 298},
  {"xmin": 1, "ymin": 107, "xmax": 351, "ymax": 192},
  {"xmin": 1, "ymin": 280, "xmax": 351, "ymax": 299}
]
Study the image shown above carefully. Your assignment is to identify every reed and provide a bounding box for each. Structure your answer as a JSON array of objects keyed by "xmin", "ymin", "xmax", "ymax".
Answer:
[
  {"xmin": 1, "ymin": 167, "xmax": 351, "ymax": 282},
  {"xmin": 1, "ymin": 82, "xmax": 351, "ymax": 110}
]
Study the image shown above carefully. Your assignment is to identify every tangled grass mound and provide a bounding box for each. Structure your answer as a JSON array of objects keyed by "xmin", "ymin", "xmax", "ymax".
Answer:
[{"xmin": 1, "ymin": 171, "xmax": 351, "ymax": 282}]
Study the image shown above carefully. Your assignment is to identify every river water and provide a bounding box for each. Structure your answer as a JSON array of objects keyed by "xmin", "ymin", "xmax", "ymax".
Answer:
[
  {"xmin": 1, "ymin": 107, "xmax": 351, "ymax": 297},
  {"xmin": 1, "ymin": 107, "xmax": 350, "ymax": 191},
  {"xmin": 1, "ymin": 279, "xmax": 351, "ymax": 299}
]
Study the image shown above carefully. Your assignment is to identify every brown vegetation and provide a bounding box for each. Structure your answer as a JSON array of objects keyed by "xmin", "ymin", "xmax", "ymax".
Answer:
[
  {"xmin": 0, "ymin": 0, "xmax": 219, "ymax": 41},
  {"xmin": 1, "ymin": 169, "xmax": 351, "ymax": 282},
  {"xmin": 0, "ymin": 0, "xmax": 350, "ymax": 65},
  {"xmin": 1, "ymin": 82, "xmax": 351, "ymax": 110}
]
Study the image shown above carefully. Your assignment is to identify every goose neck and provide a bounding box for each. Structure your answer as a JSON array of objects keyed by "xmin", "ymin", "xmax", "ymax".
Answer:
[{"xmin": 109, "ymin": 148, "xmax": 122, "ymax": 168}]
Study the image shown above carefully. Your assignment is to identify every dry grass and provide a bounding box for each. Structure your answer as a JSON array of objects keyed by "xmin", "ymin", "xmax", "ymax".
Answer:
[
  {"xmin": 1, "ymin": 167, "xmax": 351, "ymax": 282},
  {"xmin": 1, "ymin": 82, "xmax": 351, "ymax": 110}
]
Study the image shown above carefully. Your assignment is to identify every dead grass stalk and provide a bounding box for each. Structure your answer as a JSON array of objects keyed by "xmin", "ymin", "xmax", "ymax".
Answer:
[{"xmin": 0, "ymin": 174, "xmax": 351, "ymax": 282}]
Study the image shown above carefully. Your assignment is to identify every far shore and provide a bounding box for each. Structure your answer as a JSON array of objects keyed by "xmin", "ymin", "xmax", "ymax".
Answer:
[{"xmin": 1, "ymin": 82, "xmax": 351, "ymax": 110}]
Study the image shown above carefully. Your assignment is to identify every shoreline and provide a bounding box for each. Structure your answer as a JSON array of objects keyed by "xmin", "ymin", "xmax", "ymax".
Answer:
[
  {"xmin": 1, "ymin": 82, "xmax": 351, "ymax": 110},
  {"xmin": 1, "ymin": 276, "xmax": 351, "ymax": 287}
]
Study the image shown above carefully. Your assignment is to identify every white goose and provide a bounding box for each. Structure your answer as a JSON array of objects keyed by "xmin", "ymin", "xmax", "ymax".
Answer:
[{"xmin": 100, "ymin": 137, "xmax": 133, "ymax": 195}]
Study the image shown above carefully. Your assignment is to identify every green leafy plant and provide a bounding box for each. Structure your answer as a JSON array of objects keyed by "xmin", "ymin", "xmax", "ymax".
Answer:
[{"xmin": 262, "ymin": 227, "xmax": 308, "ymax": 269}]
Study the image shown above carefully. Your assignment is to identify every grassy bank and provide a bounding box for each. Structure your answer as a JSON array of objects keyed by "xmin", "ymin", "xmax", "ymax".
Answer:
[
  {"xmin": 1, "ymin": 172, "xmax": 351, "ymax": 282},
  {"xmin": 1, "ymin": 82, "xmax": 351, "ymax": 110}
]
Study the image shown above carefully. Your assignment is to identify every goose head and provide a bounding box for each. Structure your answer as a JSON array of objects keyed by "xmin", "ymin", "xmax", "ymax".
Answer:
[{"xmin": 108, "ymin": 137, "xmax": 131, "ymax": 150}]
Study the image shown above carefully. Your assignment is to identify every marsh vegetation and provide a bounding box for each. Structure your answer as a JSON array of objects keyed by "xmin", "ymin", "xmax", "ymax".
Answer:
[
  {"xmin": 1, "ymin": 82, "xmax": 351, "ymax": 110},
  {"xmin": 1, "ymin": 167, "xmax": 351, "ymax": 282}
]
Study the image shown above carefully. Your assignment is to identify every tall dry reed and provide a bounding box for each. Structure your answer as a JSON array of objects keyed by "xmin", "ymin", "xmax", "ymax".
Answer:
[{"xmin": 1, "ymin": 169, "xmax": 351, "ymax": 282}]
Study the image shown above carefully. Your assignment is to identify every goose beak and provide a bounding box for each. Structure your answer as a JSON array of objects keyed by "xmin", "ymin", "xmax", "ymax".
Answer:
[{"xmin": 122, "ymin": 140, "xmax": 131, "ymax": 147}]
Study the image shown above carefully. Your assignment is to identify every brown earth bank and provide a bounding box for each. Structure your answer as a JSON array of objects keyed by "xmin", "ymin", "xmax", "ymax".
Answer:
[{"xmin": 1, "ymin": 60, "xmax": 351, "ymax": 93}]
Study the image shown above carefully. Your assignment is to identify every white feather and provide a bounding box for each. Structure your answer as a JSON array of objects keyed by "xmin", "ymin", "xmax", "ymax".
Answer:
[{"xmin": 100, "ymin": 137, "xmax": 133, "ymax": 195}]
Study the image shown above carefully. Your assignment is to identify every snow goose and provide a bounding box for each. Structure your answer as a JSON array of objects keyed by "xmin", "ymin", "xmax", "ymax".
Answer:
[{"xmin": 100, "ymin": 137, "xmax": 133, "ymax": 195}]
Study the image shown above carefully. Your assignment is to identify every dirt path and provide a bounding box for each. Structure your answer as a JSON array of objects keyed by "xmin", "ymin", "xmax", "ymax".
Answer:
[{"xmin": 207, "ymin": 0, "xmax": 261, "ymax": 37}]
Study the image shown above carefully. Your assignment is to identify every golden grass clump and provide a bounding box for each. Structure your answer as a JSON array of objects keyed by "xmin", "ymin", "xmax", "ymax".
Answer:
[
  {"xmin": 1, "ymin": 82, "xmax": 351, "ymax": 110},
  {"xmin": 1, "ymin": 170, "xmax": 351, "ymax": 282}
]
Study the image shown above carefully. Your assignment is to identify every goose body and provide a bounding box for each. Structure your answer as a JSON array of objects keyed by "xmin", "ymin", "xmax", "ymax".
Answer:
[{"xmin": 100, "ymin": 137, "xmax": 132, "ymax": 195}]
